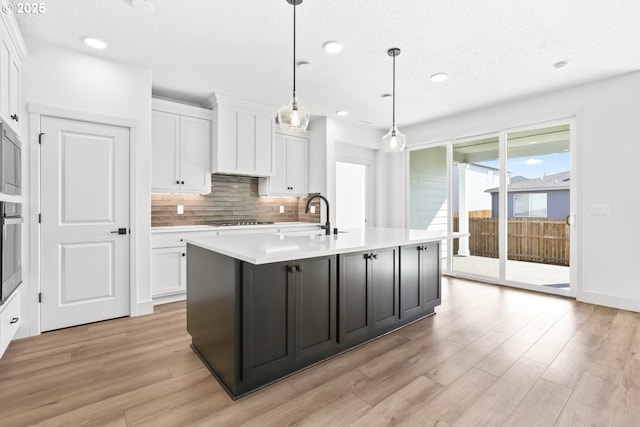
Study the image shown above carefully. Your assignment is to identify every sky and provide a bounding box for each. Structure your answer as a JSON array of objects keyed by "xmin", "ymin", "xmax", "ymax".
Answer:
[{"xmin": 479, "ymin": 152, "xmax": 570, "ymax": 179}]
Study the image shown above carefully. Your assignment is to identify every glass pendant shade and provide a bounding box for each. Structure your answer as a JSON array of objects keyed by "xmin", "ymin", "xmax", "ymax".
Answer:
[
  {"xmin": 278, "ymin": 95, "xmax": 310, "ymax": 132},
  {"xmin": 381, "ymin": 125, "xmax": 406, "ymax": 153}
]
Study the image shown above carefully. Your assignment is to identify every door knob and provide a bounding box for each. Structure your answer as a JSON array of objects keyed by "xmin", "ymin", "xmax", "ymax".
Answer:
[{"xmin": 110, "ymin": 228, "xmax": 127, "ymax": 235}]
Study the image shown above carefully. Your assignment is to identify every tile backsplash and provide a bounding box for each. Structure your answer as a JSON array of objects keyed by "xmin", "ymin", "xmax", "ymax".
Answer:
[{"xmin": 151, "ymin": 175, "xmax": 321, "ymax": 227}]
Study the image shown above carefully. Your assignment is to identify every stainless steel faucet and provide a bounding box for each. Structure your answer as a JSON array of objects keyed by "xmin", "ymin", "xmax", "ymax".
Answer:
[{"xmin": 305, "ymin": 194, "xmax": 331, "ymax": 235}]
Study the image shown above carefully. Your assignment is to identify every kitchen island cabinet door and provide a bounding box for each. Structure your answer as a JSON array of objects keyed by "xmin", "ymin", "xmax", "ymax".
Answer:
[
  {"xmin": 371, "ymin": 247, "xmax": 400, "ymax": 333},
  {"xmin": 241, "ymin": 262, "xmax": 295, "ymax": 384},
  {"xmin": 338, "ymin": 251, "xmax": 372, "ymax": 346},
  {"xmin": 400, "ymin": 244, "xmax": 424, "ymax": 320},
  {"xmin": 399, "ymin": 242, "xmax": 441, "ymax": 321},
  {"xmin": 422, "ymin": 242, "xmax": 441, "ymax": 310},
  {"xmin": 295, "ymin": 256, "xmax": 337, "ymax": 363}
]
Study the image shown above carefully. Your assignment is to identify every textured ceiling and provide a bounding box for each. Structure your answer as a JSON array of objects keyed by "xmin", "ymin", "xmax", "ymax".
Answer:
[{"xmin": 15, "ymin": 0, "xmax": 640, "ymax": 129}]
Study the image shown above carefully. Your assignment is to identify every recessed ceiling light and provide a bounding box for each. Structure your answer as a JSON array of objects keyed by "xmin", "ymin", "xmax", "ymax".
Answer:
[
  {"xmin": 336, "ymin": 110, "xmax": 349, "ymax": 116},
  {"xmin": 297, "ymin": 61, "xmax": 312, "ymax": 70},
  {"xmin": 82, "ymin": 37, "xmax": 107, "ymax": 49},
  {"xmin": 381, "ymin": 93, "xmax": 392, "ymax": 99},
  {"xmin": 554, "ymin": 60, "xmax": 569, "ymax": 70},
  {"xmin": 130, "ymin": 0, "xmax": 155, "ymax": 13},
  {"xmin": 430, "ymin": 72, "xmax": 448, "ymax": 82},
  {"xmin": 323, "ymin": 41, "xmax": 343, "ymax": 54}
]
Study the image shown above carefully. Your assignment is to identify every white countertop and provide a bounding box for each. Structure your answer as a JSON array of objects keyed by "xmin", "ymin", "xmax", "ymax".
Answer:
[
  {"xmin": 185, "ymin": 227, "xmax": 466, "ymax": 264},
  {"xmin": 152, "ymin": 222, "xmax": 320, "ymax": 234}
]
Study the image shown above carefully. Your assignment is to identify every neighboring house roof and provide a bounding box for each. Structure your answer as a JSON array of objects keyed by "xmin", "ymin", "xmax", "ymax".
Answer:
[{"xmin": 486, "ymin": 171, "xmax": 570, "ymax": 193}]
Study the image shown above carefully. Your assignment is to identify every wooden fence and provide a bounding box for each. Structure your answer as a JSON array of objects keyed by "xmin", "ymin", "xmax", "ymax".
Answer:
[{"xmin": 453, "ymin": 217, "xmax": 569, "ymax": 266}]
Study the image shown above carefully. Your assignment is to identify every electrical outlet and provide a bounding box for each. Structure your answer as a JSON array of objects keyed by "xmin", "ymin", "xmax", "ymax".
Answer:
[
  {"xmin": 279, "ymin": 206, "xmax": 285, "ymax": 214},
  {"xmin": 310, "ymin": 206, "xmax": 316, "ymax": 214},
  {"xmin": 177, "ymin": 205, "xmax": 184, "ymax": 215}
]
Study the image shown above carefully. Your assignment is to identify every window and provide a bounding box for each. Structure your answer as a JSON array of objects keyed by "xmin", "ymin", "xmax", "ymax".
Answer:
[{"xmin": 513, "ymin": 193, "xmax": 547, "ymax": 217}]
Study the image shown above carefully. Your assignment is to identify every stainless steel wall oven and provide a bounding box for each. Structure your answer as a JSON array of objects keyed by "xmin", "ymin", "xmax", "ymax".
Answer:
[
  {"xmin": 1, "ymin": 120, "xmax": 21, "ymax": 196},
  {"xmin": 1, "ymin": 202, "xmax": 22, "ymax": 305}
]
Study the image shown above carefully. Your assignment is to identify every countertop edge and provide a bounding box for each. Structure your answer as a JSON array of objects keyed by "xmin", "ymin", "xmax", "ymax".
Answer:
[
  {"xmin": 151, "ymin": 222, "xmax": 321, "ymax": 234},
  {"xmin": 185, "ymin": 230, "xmax": 468, "ymax": 265}
]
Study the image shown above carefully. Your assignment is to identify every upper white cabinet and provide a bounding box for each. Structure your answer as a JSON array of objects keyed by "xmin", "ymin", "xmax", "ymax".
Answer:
[
  {"xmin": 206, "ymin": 94, "xmax": 275, "ymax": 177},
  {"xmin": 0, "ymin": 13, "xmax": 26, "ymax": 137},
  {"xmin": 259, "ymin": 131, "xmax": 309, "ymax": 197},
  {"xmin": 152, "ymin": 99, "xmax": 212, "ymax": 194}
]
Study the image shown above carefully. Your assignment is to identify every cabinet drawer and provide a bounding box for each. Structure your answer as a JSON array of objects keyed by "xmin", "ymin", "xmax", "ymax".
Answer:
[
  {"xmin": 152, "ymin": 233, "xmax": 187, "ymax": 248},
  {"xmin": 0, "ymin": 288, "xmax": 21, "ymax": 357},
  {"xmin": 152, "ymin": 230, "xmax": 220, "ymax": 248}
]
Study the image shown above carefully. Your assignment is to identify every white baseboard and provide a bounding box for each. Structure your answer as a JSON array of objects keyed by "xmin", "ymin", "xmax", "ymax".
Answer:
[
  {"xmin": 133, "ymin": 300, "xmax": 155, "ymax": 316},
  {"xmin": 152, "ymin": 292, "xmax": 186, "ymax": 306},
  {"xmin": 578, "ymin": 291, "xmax": 640, "ymax": 313}
]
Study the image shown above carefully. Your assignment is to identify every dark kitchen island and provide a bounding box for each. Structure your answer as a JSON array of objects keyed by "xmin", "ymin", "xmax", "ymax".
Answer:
[{"xmin": 185, "ymin": 227, "xmax": 459, "ymax": 399}]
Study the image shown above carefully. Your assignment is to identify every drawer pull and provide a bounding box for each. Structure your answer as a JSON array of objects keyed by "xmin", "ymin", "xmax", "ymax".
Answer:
[{"xmin": 10, "ymin": 317, "xmax": 18, "ymax": 324}]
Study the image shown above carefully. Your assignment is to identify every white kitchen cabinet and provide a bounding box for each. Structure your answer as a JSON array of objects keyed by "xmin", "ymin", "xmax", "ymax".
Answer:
[
  {"xmin": 151, "ymin": 246, "xmax": 186, "ymax": 297},
  {"xmin": 152, "ymin": 99, "xmax": 212, "ymax": 194},
  {"xmin": 207, "ymin": 94, "xmax": 275, "ymax": 177},
  {"xmin": 259, "ymin": 132, "xmax": 309, "ymax": 197},
  {"xmin": 0, "ymin": 14, "xmax": 25, "ymax": 137},
  {"xmin": 0, "ymin": 287, "xmax": 21, "ymax": 358},
  {"xmin": 151, "ymin": 229, "xmax": 216, "ymax": 303}
]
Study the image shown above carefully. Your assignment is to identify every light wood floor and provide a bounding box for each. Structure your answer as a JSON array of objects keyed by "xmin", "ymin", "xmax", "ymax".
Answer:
[{"xmin": 1, "ymin": 277, "xmax": 639, "ymax": 427}]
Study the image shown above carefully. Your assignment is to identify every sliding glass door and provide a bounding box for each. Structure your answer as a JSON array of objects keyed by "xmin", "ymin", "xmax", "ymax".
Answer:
[
  {"xmin": 504, "ymin": 123, "xmax": 573, "ymax": 292},
  {"xmin": 408, "ymin": 118, "xmax": 576, "ymax": 296},
  {"xmin": 451, "ymin": 135, "xmax": 500, "ymax": 280}
]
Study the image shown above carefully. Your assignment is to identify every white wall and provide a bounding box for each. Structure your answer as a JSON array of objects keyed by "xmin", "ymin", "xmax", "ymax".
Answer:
[
  {"xmin": 310, "ymin": 118, "xmax": 384, "ymax": 227},
  {"xmin": 394, "ymin": 71, "xmax": 640, "ymax": 312},
  {"xmin": 20, "ymin": 38, "xmax": 153, "ymax": 336}
]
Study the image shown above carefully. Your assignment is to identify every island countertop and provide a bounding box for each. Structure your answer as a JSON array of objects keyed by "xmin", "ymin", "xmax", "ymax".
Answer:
[{"xmin": 185, "ymin": 227, "xmax": 465, "ymax": 264}]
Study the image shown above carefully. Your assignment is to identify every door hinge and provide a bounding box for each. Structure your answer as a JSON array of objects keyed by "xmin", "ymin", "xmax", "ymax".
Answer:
[
  {"xmin": 38, "ymin": 132, "xmax": 45, "ymax": 144},
  {"xmin": 38, "ymin": 213, "xmax": 41, "ymax": 223},
  {"xmin": 38, "ymin": 293, "xmax": 42, "ymax": 303}
]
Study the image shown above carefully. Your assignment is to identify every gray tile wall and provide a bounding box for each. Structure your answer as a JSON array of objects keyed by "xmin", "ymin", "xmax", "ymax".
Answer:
[{"xmin": 151, "ymin": 174, "xmax": 321, "ymax": 227}]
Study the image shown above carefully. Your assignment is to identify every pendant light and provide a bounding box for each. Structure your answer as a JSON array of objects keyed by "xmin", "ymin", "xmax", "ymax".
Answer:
[
  {"xmin": 278, "ymin": 0, "xmax": 310, "ymax": 132},
  {"xmin": 381, "ymin": 48, "xmax": 406, "ymax": 152}
]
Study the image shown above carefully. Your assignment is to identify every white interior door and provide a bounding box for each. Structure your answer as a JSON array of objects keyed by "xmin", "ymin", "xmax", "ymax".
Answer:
[
  {"xmin": 336, "ymin": 162, "xmax": 367, "ymax": 228},
  {"xmin": 40, "ymin": 116, "xmax": 130, "ymax": 332}
]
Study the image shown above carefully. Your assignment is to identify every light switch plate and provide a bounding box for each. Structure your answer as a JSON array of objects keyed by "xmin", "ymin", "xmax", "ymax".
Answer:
[
  {"xmin": 310, "ymin": 206, "xmax": 316, "ymax": 214},
  {"xmin": 279, "ymin": 206, "xmax": 284, "ymax": 213},
  {"xmin": 177, "ymin": 205, "xmax": 184, "ymax": 215}
]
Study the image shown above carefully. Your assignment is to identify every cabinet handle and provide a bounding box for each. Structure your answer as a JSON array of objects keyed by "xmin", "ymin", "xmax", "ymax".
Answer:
[
  {"xmin": 176, "ymin": 180, "xmax": 180, "ymax": 184},
  {"xmin": 182, "ymin": 253, "xmax": 186, "ymax": 257},
  {"xmin": 296, "ymin": 265, "xmax": 303, "ymax": 272},
  {"xmin": 10, "ymin": 317, "xmax": 18, "ymax": 324},
  {"xmin": 287, "ymin": 265, "xmax": 295, "ymax": 273},
  {"xmin": 10, "ymin": 114, "xmax": 18, "ymax": 122},
  {"xmin": 372, "ymin": 253, "xmax": 378, "ymax": 260},
  {"xmin": 363, "ymin": 254, "xmax": 370, "ymax": 260},
  {"xmin": 417, "ymin": 246, "xmax": 423, "ymax": 251},
  {"xmin": 181, "ymin": 181, "xmax": 185, "ymax": 185}
]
